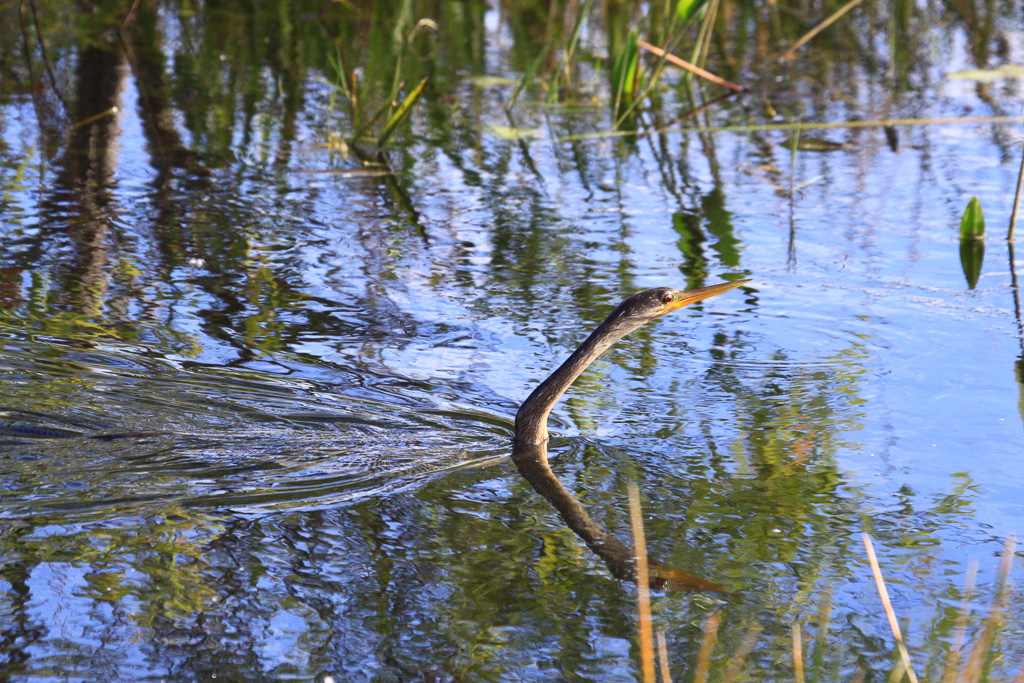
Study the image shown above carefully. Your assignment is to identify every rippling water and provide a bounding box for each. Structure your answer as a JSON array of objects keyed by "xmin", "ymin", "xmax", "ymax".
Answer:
[{"xmin": 2, "ymin": 0, "xmax": 1024, "ymax": 679}]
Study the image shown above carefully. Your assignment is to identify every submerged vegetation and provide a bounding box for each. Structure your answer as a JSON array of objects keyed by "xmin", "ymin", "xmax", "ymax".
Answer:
[{"xmin": 1, "ymin": 0, "xmax": 1023, "ymax": 680}]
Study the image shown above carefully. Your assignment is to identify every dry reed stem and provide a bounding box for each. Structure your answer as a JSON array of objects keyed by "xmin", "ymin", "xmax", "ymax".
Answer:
[
  {"xmin": 941, "ymin": 560, "xmax": 978, "ymax": 683},
  {"xmin": 694, "ymin": 612, "xmax": 721, "ymax": 683},
  {"xmin": 72, "ymin": 106, "xmax": 119, "ymax": 129},
  {"xmin": 862, "ymin": 533, "xmax": 919, "ymax": 683},
  {"xmin": 779, "ymin": 0, "xmax": 864, "ymax": 61},
  {"xmin": 720, "ymin": 624, "xmax": 763, "ymax": 683},
  {"xmin": 637, "ymin": 40, "xmax": 745, "ymax": 93},
  {"xmin": 1009, "ymin": 108, "xmax": 1024, "ymax": 241},
  {"xmin": 789, "ymin": 121, "xmax": 801, "ymax": 200},
  {"xmin": 627, "ymin": 482, "xmax": 656, "ymax": 683},
  {"xmin": 1010, "ymin": 151, "xmax": 1024, "ymax": 242},
  {"xmin": 656, "ymin": 631, "xmax": 672, "ymax": 683},
  {"xmin": 792, "ymin": 623, "xmax": 804, "ymax": 683},
  {"xmin": 557, "ymin": 115, "xmax": 1022, "ymax": 142},
  {"xmin": 964, "ymin": 536, "xmax": 1016, "ymax": 682}
]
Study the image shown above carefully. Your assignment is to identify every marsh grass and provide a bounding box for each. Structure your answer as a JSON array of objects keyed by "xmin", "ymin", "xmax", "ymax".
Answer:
[
  {"xmin": 326, "ymin": 17, "xmax": 435, "ymax": 151},
  {"xmin": 629, "ymin": 484, "xmax": 1019, "ymax": 682}
]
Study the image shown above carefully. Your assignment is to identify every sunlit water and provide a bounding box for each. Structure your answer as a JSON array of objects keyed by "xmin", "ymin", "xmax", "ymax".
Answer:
[{"xmin": 2, "ymin": 2, "xmax": 1024, "ymax": 679}]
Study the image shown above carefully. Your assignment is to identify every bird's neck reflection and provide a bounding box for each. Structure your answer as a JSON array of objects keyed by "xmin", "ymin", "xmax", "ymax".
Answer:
[{"xmin": 511, "ymin": 440, "xmax": 725, "ymax": 592}]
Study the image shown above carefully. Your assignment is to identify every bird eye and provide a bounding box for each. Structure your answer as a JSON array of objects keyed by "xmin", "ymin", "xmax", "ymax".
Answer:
[{"xmin": 663, "ymin": 293, "xmax": 674, "ymax": 304}]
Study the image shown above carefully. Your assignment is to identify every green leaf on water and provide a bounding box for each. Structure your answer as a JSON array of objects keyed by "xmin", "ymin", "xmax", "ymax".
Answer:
[
  {"xmin": 377, "ymin": 75, "xmax": 430, "ymax": 148},
  {"xmin": 960, "ymin": 196, "xmax": 985, "ymax": 239},
  {"xmin": 959, "ymin": 196, "xmax": 985, "ymax": 289}
]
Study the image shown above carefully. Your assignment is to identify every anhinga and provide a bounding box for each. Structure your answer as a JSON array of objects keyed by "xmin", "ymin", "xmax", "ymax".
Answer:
[{"xmin": 515, "ymin": 280, "xmax": 750, "ymax": 444}]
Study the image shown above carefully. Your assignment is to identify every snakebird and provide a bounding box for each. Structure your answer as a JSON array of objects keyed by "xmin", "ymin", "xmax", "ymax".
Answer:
[{"xmin": 515, "ymin": 280, "xmax": 750, "ymax": 444}]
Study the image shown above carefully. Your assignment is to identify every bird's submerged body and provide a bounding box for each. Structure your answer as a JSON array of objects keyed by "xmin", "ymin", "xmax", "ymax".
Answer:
[{"xmin": 514, "ymin": 281, "xmax": 749, "ymax": 443}]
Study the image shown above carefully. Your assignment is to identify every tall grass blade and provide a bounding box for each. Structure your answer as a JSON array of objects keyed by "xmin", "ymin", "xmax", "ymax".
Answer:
[
  {"xmin": 779, "ymin": 0, "xmax": 864, "ymax": 61},
  {"xmin": 792, "ymin": 623, "xmax": 804, "ymax": 683},
  {"xmin": 941, "ymin": 560, "xmax": 978, "ymax": 683},
  {"xmin": 1009, "ymin": 109, "xmax": 1024, "ymax": 242},
  {"xmin": 862, "ymin": 534, "xmax": 920, "ymax": 683},
  {"xmin": 627, "ymin": 482, "xmax": 655, "ymax": 683},
  {"xmin": 694, "ymin": 612, "xmax": 721, "ymax": 683},
  {"xmin": 676, "ymin": 0, "xmax": 710, "ymax": 22},
  {"xmin": 687, "ymin": 0, "xmax": 719, "ymax": 71},
  {"xmin": 612, "ymin": 31, "xmax": 641, "ymax": 122},
  {"xmin": 352, "ymin": 91, "xmax": 401, "ymax": 144},
  {"xmin": 656, "ymin": 631, "xmax": 672, "ymax": 683},
  {"xmin": 327, "ymin": 46, "xmax": 357, "ymax": 123},
  {"xmin": 963, "ymin": 536, "xmax": 1016, "ymax": 682},
  {"xmin": 377, "ymin": 76, "xmax": 429, "ymax": 147},
  {"xmin": 721, "ymin": 625, "xmax": 763, "ymax": 683},
  {"xmin": 547, "ymin": 0, "xmax": 593, "ymax": 105},
  {"xmin": 614, "ymin": 30, "xmax": 686, "ymax": 127}
]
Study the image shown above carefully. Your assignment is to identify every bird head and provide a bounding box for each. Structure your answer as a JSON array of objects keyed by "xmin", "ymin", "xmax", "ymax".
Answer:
[{"xmin": 615, "ymin": 279, "xmax": 750, "ymax": 325}]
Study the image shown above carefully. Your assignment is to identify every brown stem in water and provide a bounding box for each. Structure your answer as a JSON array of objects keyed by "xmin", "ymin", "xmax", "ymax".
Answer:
[{"xmin": 638, "ymin": 40, "xmax": 745, "ymax": 93}]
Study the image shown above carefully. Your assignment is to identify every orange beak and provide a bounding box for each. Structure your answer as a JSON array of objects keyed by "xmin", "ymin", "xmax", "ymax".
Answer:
[{"xmin": 664, "ymin": 279, "xmax": 750, "ymax": 313}]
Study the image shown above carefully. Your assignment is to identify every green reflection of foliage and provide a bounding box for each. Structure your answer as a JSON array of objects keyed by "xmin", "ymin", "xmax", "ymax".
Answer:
[
  {"xmin": 0, "ymin": 270, "xmax": 202, "ymax": 355},
  {"xmin": 1, "ymin": 507, "xmax": 224, "ymax": 626}
]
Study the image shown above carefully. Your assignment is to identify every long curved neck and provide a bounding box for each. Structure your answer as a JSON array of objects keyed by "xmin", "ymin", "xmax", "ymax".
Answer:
[{"xmin": 515, "ymin": 306, "xmax": 642, "ymax": 443}]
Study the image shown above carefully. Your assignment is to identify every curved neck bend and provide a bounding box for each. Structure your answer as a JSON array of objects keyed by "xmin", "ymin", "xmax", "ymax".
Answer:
[{"xmin": 515, "ymin": 305, "xmax": 641, "ymax": 444}]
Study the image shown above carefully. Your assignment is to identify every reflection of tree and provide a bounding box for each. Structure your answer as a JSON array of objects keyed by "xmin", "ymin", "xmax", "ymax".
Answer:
[
  {"xmin": 51, "ymin": 45, "xmax": 124, "ymax": 319},
  {"xmin": 0, "ymin": 525, "xmax": 45, "ymax": 670},
  {"xmin": 121, "ymin": 3, "xmax": 211, "ymax": 185},
  {"xmin": 1006, "ymin": 242, "xmax": 1024, "ymax": 430},
  {"xmin": 0, "ymin": 508, "xmax": 226, "ymax": 679}
]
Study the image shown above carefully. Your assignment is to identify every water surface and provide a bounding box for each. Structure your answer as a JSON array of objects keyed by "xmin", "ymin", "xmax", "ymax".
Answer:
[{"xmin": 1, "ymin": 0, "xmax": 1023, "ymax": 679}]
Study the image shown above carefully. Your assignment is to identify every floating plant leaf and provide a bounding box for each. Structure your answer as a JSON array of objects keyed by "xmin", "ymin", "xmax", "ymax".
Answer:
[
  {"xmin": 786, "ymin": 136, "xmax": 852, "ymax": 152},
  {"xmin": 959, "ymin": 196, "xmax": 985, "ymax": 289},
  {"xmin": 485, "ymin": 125, "xmax": 543, "ymax": 140},
  {"xmin": 470, "ymin": 76, "xmax": 518, "ymax": 89},
  {"xmin": 947, "ymin": 65, "xmax": 1024, "ymax": 82}
]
